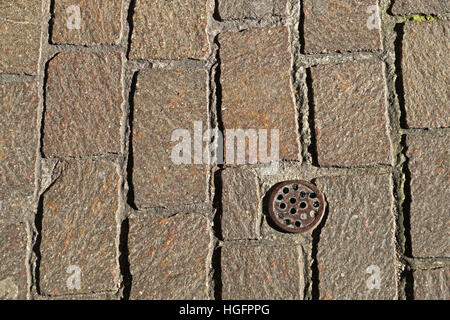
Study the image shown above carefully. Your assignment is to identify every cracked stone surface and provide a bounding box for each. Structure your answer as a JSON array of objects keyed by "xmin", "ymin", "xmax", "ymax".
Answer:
[
  {"xmin": 39, "ymin": 160, "xmax": 118, "ymax": 296},
  {"xmin": 406, "ymin": 134, "xmax": 450, "ymax": 258},
  {"xmin": 221, "ymin": 245, "xmax": 303, "ymax": 300},
  {"xmin": 51, "ymin": 0, "xmax": 122, "ymax": 45},
  {"xmin": 43, "ymin": 51, "xmax": 123, "ymax": 157},
  {"xmin": 311, "ymin": 61, "xmax": 391, "ymax": 167},
  {"xmin": 218, "ymin": 0, "xmax": 287, "ymax": 20},
  {"xmin": 130, "ymin": 0, "xmax": 209, "ymax": 60},
  {"xmin": 402, "ymin": 21, "xmax": 450, "ymax": 128},
  {"xmin": 219, "ymin": 27, "xmax": 299, "ymax": 162},
  {"xmin": 0, "ymin": 0, "xmax": 41, "ymax": 74},
  {"xmin": 0, "ymin": 82, "xmax": 38, "ymax": 217},
  {"xmin": 131, "ymin": 69, "xmax": 208, "ymax": 209},
  {"xmin": 391, "ymin": 0, "xmax": 450, "ymax": 15},
  {"xmin": 221, "ymin": 168, "xmax": 259, "ymax": 240},
  {"xmin": 0, "ymin": 223, "xmax": 27, "ymax": 300},
  {"xmin": 303, "ymin": 0, "xmax": 383, "ymax": 53},
  {"xmin": 315, "ymin": 174, "xmax": 397, "ymax": 300},
  {"xmin": 128, "ymin": 213, "xmax": 210, "ymax": 300},
  {"xmin": 0, "ymin": 0, "xmax": 448, "ymax": 301},
  {"xmin": 414, "ymin": 268, "xmax": 450, "ymax": 300}
]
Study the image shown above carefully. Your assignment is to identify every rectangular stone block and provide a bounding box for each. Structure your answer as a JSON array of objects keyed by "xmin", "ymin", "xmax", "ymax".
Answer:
[
  {"xmin": 43, "ymin": 52, "xmax": 123, "ymax": 157},
  {"xmin": 0, "ymin": 223, "xmax": 28, "ymax": 300},
  {"xmin": 392, "ymin": 0, "xmax": 450, "ymax": 15},
  {"xmin": 221, "ymin": 245, "xmax": 302, "ymax": 299},
  {"xmin": 402, "ymin": 21, "xmax": 449, "ymax": 128},
  {"xmin": 311, "ymin": 61, "xmax": 391, "ymax": 167},
  {"xmin": 130, "ymin": 0, "xmax": 209, "ymax": 60},
  {"xmin": 129, "ymin": 213, "xmax": 210, "ymax": 299},
  {"xmin": 0, "ymin": 0, "xmax": 41, "ymax": 74},
  {"xmin": 315, "ymin": 174, "xmax": 397, "ymax": 299},
  {"xmin": 405, "ymin": 134, "xmax": 450, "ymax": 257},
  {"xmin": 414, "ymin": 268, "xmax": 449, "ymax": 300},
  {"xmin": 39, "ymin": 160, "xmax": 118, "ymax": 296},
  {"xmin": 221, "ymin": 168, "xmax": 260, "ymax": 240},
  {"xmin": 303, "ymin": 0, "xmax": 382, "ymax": 53},
  {"xmin": 218, "ymin": 0, "xmax": 287, "ymax": 20},
  {"xmin": 219, "ymin": 27, "xmax": 299, "ymax": 162},
  {"xmin": 51, "ymin": 0, "xmax": 122, "ymax": 45},
  {"xmin": 132, "ymin": 69, "xmax": 208, "ymax": 209},
  {"xmin": 0, "ymin": 82, "xmax": 38, "ymax": 214}
]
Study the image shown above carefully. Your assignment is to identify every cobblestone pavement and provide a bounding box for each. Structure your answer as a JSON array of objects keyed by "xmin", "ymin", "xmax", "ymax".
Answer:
[{"xmin": 0, "ymin": 0, "xmax": 449, "ymax": 300}]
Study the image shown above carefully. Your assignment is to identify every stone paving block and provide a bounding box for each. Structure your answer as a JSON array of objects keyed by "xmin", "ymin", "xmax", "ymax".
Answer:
[
  {"xmin": 402, "ymin": 21, "xmax": 450, "ymax": 128},
  {"xmin": 405, "ymin": 134, "xmax": 450, "ymax": 258},
  {"xmin": 132, "ymin": 69, "xmax": 208, "ymax": 209},
  {"xmin": 43, "ymin": 52, "xmax": 123, "ymax": 157},
  {"xmin": 0, "ymin": 1, "xmax": 41, "ymax": 74},
  {"xmin": 0, "ymin": 82, "xmax": 38, "ymax": 215},
  {"xmin": 130, "ymin": 0, "xmax": 209, "ymax": 60},
  {"xmin": 392, "ymin": 0, "xmax": 450, "ymax": 15},
  {"xmin": 129, "ymin": 213, "xmax": 210, "ymax": 300},
  {"xmin": 303, "ymin": 0, "xmax": 382, "ymax": 53},
  {"xmin": 221, "ymin": 245, "xmax": 302, "ymax": 299},
  {"xmin": 51, "ymin": 0, "xmax": 122, "ymax": 45},
  {"xmin": 0, "ymin": 223, "xmax": 27, "ymax": 300},
  {"xmin": 221, "ymin": 169, "xmax": 259, "ymax": 240},
  {"xmin": 315, "ymin": 174, "xmax": 397, "ymax": 300},
  {"xmin": 39, "ymin": 160, "xmax": 118, "ymax": 296},
  {"xmin": 414, "ymin": 268, "xmax": 449, "ymax": 300},
  {"xmin": 311, "ymin": 61, "xmax": 391, "ymax": 167},
  {"xmin": 218, "ymin": 0, "xmax": 287, "ymax": 20},
  {"xmin": 219, "ymin": 27, "xmax": 299, "ymax": 162}
]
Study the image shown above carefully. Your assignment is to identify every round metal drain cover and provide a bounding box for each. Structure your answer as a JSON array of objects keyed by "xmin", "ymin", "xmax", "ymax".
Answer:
[{"xmin": 268, "ymin": 180, "xmax": 326, "ymax": 233}]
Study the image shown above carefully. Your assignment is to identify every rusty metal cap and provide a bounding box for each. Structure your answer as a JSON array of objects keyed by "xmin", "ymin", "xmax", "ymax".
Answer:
[{"xmin": 268, "ymin": 180, "xmax": 326, "ymax": 233}]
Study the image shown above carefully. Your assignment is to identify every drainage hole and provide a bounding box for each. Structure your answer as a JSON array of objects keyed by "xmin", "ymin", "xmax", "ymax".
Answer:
[
  {"xmin": 277, "ymin": 194, "xmax": 283, "ymax": 201},
  {"xmin": 282, "ymin": 187, "xmax": 289, "ymax": 194},
  {"xmin": 279, "ymin": 203, "xmax": 287, "ymax": 209},
  {"xmin": 284, "ymin": 219, "xmax": 291, "ymax": 225},
  {"xmin": 299, "ymin": 202, "xmax": 307, "ymax": 209},
  {"xmin": 299, "ymin": 190, "xmax": 307, "ymax": 198},
  {"xmin": 309, "ymin": 192, "xmax": 317, "ymax": 199},
  {"xmin": 290, "ymin": 208, "xmax": 297, "ymax": 215},
  {"xmin": 289, "ymin": 198, "xmax": 296, "ymax": 204},
  {"xmin": 292, "ymin": 184, "xmax": 298, "ymax": 190},
  {"xmin": 295, "ymin": 221, "xmax": 301, "ymax": 228},
  {"xmin": 313, "ymin": 201, "xmax": 320, "ymax": 208}
]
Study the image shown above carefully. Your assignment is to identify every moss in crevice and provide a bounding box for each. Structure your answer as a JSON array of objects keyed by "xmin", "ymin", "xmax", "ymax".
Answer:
[{"xmin": 402, "ymin": 14, "xmax": 436, "ymax": 23}]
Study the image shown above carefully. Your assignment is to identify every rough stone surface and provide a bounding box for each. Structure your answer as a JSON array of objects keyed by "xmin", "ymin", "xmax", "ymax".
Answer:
[
  {"xmin": 0, "ymin": 82, "xmax": 38, "ymax": 216},
  {"xmin": 0, "ymin": 223, "xmax": 27, "ymax": 300},
  {"xmin": 218, "ymin": 0, "xmax": 287, "ymax": 20},
  {"xmin": 219, "ymin": 27, "xmax": 299, "ymax": 162},
  {"xmin": 315, "ymin": 174, "xmax": 397, "ymax": 300},
  {"xmin": 402, "ymin": 21, "xmax": 450, "ymax": 128},
  {"xmin": 43, "ymin": 52, "xmax": 123, "ymax": 157},
  {"xmin": 0, "ymin": 1, "xmax": 41, "ymax": 74},
  {"xmin": 303, "ymin": 0, "xmax": 382, "ymax": 53},
  {"xmin": 39, "ymin": 160, "xmax": 118, "ymax": 296},
  {"xmin": 311, "ymin": 61, "xmax": 391, "ymax": 167},
  {"xmin": 221, "ymin": 245, "xmax": 302, "ymax": 300},
  {"xmin": 406, "ymin": 134, "xmax": 450, "ymax": 258},
  {"xmin": 392, "ymin": 0, "xmax": 450, "ymax": 15},
  {"xmin": 129, "ymin": 213, "xmax": 210, "ymax": 300},
  {"xmin": 221, "ymin": 169, "xmax": 259, "ymax": 240},
  {"xmin": 414, "ymin": 268, "xmax": 449, "ymax": 300},
  {"xmin": 51, "ymin": 0, "xmax": 122, "ymax": 45},
  {"xmin": 130, "ymin": 0, "xmax": 209, "ymax": 60},
  {"xmin": 132, "ymin": 69, "xmax": 208, "ymax": 209}
]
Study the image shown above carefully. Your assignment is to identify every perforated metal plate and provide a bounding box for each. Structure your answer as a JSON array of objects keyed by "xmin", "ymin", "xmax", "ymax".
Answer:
[{"xmin": 268, "ymin": 180, "xmax": 326, "ymax": 233}]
